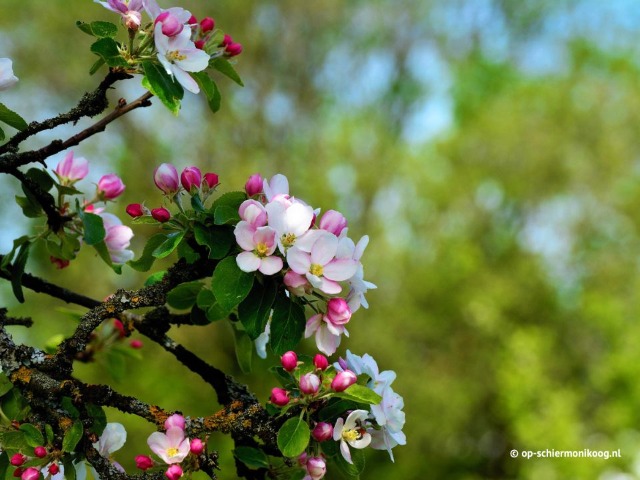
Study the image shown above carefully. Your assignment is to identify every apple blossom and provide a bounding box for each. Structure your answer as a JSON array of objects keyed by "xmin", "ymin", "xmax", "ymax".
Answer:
[
  {"xmin": 33, "ymin": 446, "xmax": 47, "ymax": 458},
  {"xmin": 154, "ymin": 163, "xmax": 180, "ymax": 194},
  {"xmin": 280, "ymin": 350, "xmax": 298, "ymax": 371},
  {"xmin": 203, "ymin": 172, "xmax": 219, "ymax": 190},
  {"xmin": 331, "ymin": 369, "xmax": 357, "ymax": 392},
  {"xmin": 94, "ymin": 0, "xmax": 144, "ymax": 30},
  {"xmin": 154, "ymin": 24, "xmax": 210, "ymax": 94},
  {"xmin": 54, "ymin": 150, "xmax": 89, "ymax": 185},
  {"xmin": 151, "ymin": 207, "xmax": 171, "ymax": 222},
  {"xmin": 262, "ymin": 174, "xmax": 289, "ymax": 202},
  {"xmin": 367, "ymin": 388, "xmax": 407, "ymax": 461},
  {"xmin": 254, "ymin": 320, "xmax": 271, "ymax": 359},
  {"xmin": 135, "ymin": 455, "xmax": 154, "ymax": 470},
  {"xmin": 245, "ymin": 173, "xmax": 263, "ymax": 196},
  {"xmin": 93, "ymin": 422, "xmax": 127, "ymax": 458},
  {"xmin": 10, "ymin": 453, "xmax": 26, "ymax": 466},
  {"xmin": 126, "ymin": 203, "xmax": 146, "ymax": 218},
  {"xmin": 283, "ymin": 270, "xmax": 310, "ymax": 296},
  {"xmin": 47, "ymin": 463, "xmax": 60, "ymax": 476},
  {"xmin": 234, "ymin": 224, "xmax": 283, "ymax": 275},
  {"xmin": 180, "ymin": 166, "xmax": 202, "ymax": 193},
  {"xmin": 147, "ymin": 427, "xmax": 190, "ymax": 464},
  {"xmin": 164, "ymin": 413, "xmax": 186, "ymax": 431},
  {"xmin": 100, "ymin": 213, "xmax": 135, "ymax": 264},
  {"xmin": 190, "ymin": 438, "xmax": 204, "ymax": 455},
  {"xmin": 155, "ymin": 11, "xmax": 185, "ymax": 37},
  {"xmin": 299, "ymin": 372, "xmax": 321, "ymax": 395},
  {"xmin": 306, "ymin": 456, "xmax": 327, "ymax": 480},
  {"xmin": 0, "ymin": 58, "xmax": 18, "ymax": 90},
  {"xmin": 20, "ymin": 468, "xmax": 39, "ymax": 480},
  {"xmin": 319, "ymin": 210, "xmax": 348, "ymax": 236},
  {"xmin": 165, "ymin": 464, "xmax": 183, "ymax": 480},
  {"xmin": 200, "ymin": 16, "xmax": 215, "ymax": 33},
  {"xmin": 333, "ymin": 410, "xmax": 372, "ymax": 464},
  {"xmin": 311, "ymin": 422, "xmax": 334, "ymax": 442},
  {"xmin": 270, "ymin": 387, "xmax": 289, "ymax": 406},
  {"xmin": 238, "ymin": 200, "xmax": 267, "ymax": 227},
  {"xmin": 97, "ymin": 173, "xmax": 126, "ymax": 200}
]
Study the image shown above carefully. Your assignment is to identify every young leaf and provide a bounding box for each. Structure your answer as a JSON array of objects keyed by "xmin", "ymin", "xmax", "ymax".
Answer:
[
  {"xmin": 90, "ymin": 21, "xmax": 119, "ymax": 38},
  {"xmin": 193, "ymin": 223, "xmax": 234, "ymax": 259},
  {"xmin": 145, "ymin": 270, "xmax": 167, "ymax": 286},
  {"xmin": 192, "ymin": 71, "xmax": 221, "ymax": 113},
  {"xmin": 238, "ymin": 278, "xmax": 277, "ymax": 339},
  {"xmin": 233, "ymin": 446, "xmax": 269, "ymax": 469},
  {"xmin": 152, "ymin": 230, "xmax": 186, "ymax": 259},
  {"xmin": 211, "ymin": 256, "xmax": 254, "ymax": 311},
  {"xmin": 128, "ymin": 233, "xmax": 167, "ymax": 271},
  {"xmin": 334, "ymin": 384, "xmax": 383, "ymax": 405},
  {"xmin": 81, "ymin": 212, "xmax": 106, "ymax": 246},
  {"xmin": 167, "ymin": 281, "xmax": 204, "ymax": 310},
  {"xmin": 0, "ymin": 102, "xmax": 28, "ymax": 131},
  {"xmin": 211, "ymin": 58, "xmax": 244, "ymax": 86},
  {"xmin": 317, "ymin": 399, "xmax": 360, "ymax": 423},
  {"xmin": 141, "ymin": 60, "xmax": 184, "ymax": 115},
  {"xmin": 19, "ymin": 423, "xmax": 45, "ymax": 447},
  {"xmin": 90, "ymin": 38, "xmax": 128, "ymax": 67},
  {"xmin": 277, "ymin": 417, "xmax": 310, "ymax": 458},
  {"xmin": 214, "ymin": 205, "xmax": 241, "ymax": 225},
  {"xmin": 210, "ymin": 191, "xmax": 246, "ymax": 217},
  {"xmin": 15, "ymin": 194, "xmax": 43, "ymax": 218},
  {"xmin": 333, "ymin": 446, "xmax": 366, "ymax": 477},
  {"xmin": 196, "ymin": 288, "xmax": 231, "ymax": 322},
  {"xmin": 269, "ymin": 294, "xmax": 306, "ymax": 355},
  {"xmin": 233, "ymin": 328, "xmax": 253, "ymax": 374}
]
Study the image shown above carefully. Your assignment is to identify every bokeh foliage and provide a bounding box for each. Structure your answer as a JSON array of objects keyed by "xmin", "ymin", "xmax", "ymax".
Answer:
[{"xmin": 2, "ymin": 0, "xmax": 640, "ymax": 478}]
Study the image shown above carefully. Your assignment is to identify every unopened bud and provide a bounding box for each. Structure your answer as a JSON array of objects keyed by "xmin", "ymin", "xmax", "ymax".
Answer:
[
  {"xmin": 126, "ymin": 203, "xmax": 146, "ymax": 218},
  {"xmin": 299, "ymin": 372, "xmax": 321, "ymax": 395},
  {"xmin": 331, "ymin": 369, "xmax": 357, "ymax": 392},
  {"xmin": 34, "ymin": 446, "xmax": 47, "ymax": 458},
  {"xmin": 135, "ymin": 455, "xmax": 154, "ymax": 470},
  {"xmin": 190, "ymin": 438, "xmax": 204, "ymax": 455},
  {"xmin": 311, "ymin": 422, "xmax": 333, "ymax": 442},
  {"xmin": 245, "ymin": 173, "xmax": 263, "ymax": 196},
  {"xmin": 313, "ymin": 353, "xmax": 329, "ymax": 370},
  {"xmin": 280, "ymin": 351, "xmax": 298, "ymax": 371},
  {"xmin": 270, "ymin": 387, "xmax": 290, "ymax": 406},
  {"xmin": 10, "ymin": 454, "xmax": 26, "ymax": 467},
  {"xmin": 151, "ymin": 207, "xmax": 171, "ymax": 223},
  {"xmin": 200, "ymin": 17, "xmax": 215, "ymax": 33},
  {"xmin": 165, "ymin": 464, "xmax": 183, "ymax": 480}
]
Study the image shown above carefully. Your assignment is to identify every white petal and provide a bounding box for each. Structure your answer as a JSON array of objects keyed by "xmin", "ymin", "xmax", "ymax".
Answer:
[
  {"xmin": 234, "ymin": 221, "xmax": 256, "ymax": 251},
  {"xmin": 340, "ymin": 440, "xmax": 353, "ymax": 464},
  {"xmin": 171, "ymin": 66, "xmax": 200, "ymax": 94},
  {"xmin": 236, "ymin": 252, "xmax": 260, "ymax": 272},
  {"xmin": 315, "ymin": 325, "xmax": 340, "ymax": 356},
  {"xmin": 258, "ymin": 255, "xmax": 283, "ymax": 275},
  {"xmin": 310, "ymin": 232, "xmax": 338, "ymax": 266},
  {"xmin": 286, "ymin": 247, "xmax": 311, "ymax": 275},
  {"xmin": 323, "ymin": 258, "xmax": 358, "ymax": 282}
]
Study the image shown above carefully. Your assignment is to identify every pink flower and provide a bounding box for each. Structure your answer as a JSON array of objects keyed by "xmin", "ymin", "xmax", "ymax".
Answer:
[
  {"xmin": 135, "ymin": 455, "xmax": 154, "ymax": 470},
  {"xmin": 190, "ymin": 438, "xmax": 204, "ymax": 455},
  {"xmin": 225, "ymin": 42, "xmax": 243, "ymax": 57},
  {"xmin": 331, "ymin": 370, "xmax": 357, "ymax": 392},
  {"xmin": 0, "ymin": 58, "xmax": 18, "ymax": 90},
  {"xmin": 319, "ymin": 210, "xmax": 348, "ymax": 236},
  {"xmin": 311, "ymin": 422, "xmax": 333, "ymax": 442},
  {"xmin": 155, "ymin": 11, "xmax": 185, "ymax": 37},
  {"xmin": 266, "ymin": 198, "xmax": 316, "ymax": 254},
  {"xmin": 299, "ymin": 373, "xmax": 320, "ymax": 395},
  {"xmin": 97, "ymin": 174, "xmax": 126, "ymax": 200},
  {"xmin": 270, "ymin": 388, "xmax": 289, "ymax": 406},
  {"xmin": 234, "ymin": 224, "xmax": 283, "ymax": 275},
  {"xmin": 154, "ymin": 163, "xmax": 180, "ymax": 194},
  {"xmin": 147, "ymin": 427, "xmax": 190, "ymax": 464},
  {"xmin": 245, "ymin": 173, "xmax": 263, "ymax": 196},
  {"xmin": 155, "ymin": 24, "xmax": 210, "ymax": 94},
  {"xmin": 100, "ymin": 213, "xmax": 135, "ymax": 264},
  {"xmin": 283, "ymin": 270, "xmax": 310, "ymax": 296},
  {"xmin": 165, "ymin": 464, "xmax": 183, "ymax": 480},
  {"xmin": 239, "ymin": 200, "xmax": 267, "ymax": 228},
  {"xmin": 20, "ymin": 467, "xmax": 40, "ymax": 480},
  {"xmin": 180, "ymin": 166, "xmax": 202, "ymax": 194},
  {"xmin": 54, "ymin": 151, "xmax": 89, "ymax": 185},
  {"xmin": 306, "ymin": 456, "xmax": 327, "ymax": 480},
  {"xmin": 280, "ymin": 351, "xmax": 298, "ymax": 371},
  {"xmin": 287, "ymin": 232, "xmax": 358, "ymax": 294},
  {"xmin": 262, "ymin": 174, "xmax": 289, "ymax": 202},
  {"xmin": 95, "ymin": 0, "xmax": 144, "ymax": 30},
  {"xmin": 164, "ymin": 414, "xmax": 186, "ymax": 431},
  {"xmin": 325, "ymin": 298, "xmax": 352, "ymax": 335},
  {"xmin": 151, "ymin": 207, "xmax": 171, "ymax": 223}
]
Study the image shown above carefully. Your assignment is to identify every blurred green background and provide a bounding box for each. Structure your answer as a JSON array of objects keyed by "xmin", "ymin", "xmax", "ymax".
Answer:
[{"xmin": 3, "ymin": 0, "xmax": 640, "ymax": 478}]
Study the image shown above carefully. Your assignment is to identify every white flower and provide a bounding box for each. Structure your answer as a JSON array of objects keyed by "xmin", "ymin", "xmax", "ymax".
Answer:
[
  {"xmin": 333, "ymin": 409, "xmax": 371, "ymax": 464},
  {"xmin": 0, "ymin": 58, "xmax": 18, "ymax": 91},
  {"xmin": 93, "ymin": 422, "xmax": 127, "ymax": 457},
  {"xmin": 254, "ymin": 319, "xmax": 271, "ymax": 359}
]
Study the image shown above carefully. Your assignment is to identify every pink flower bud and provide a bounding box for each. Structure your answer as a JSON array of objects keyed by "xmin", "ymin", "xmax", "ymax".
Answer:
[
  {"xmin": 48, "ymin": 464, "xmax": 59, "ymax": 476},
  {"xmin": 34, "ymin": 446, "xmax": 47, "ymax": 458},
  {"xmin": 126, "ymin": 203, "xmax": 145, "ymax": 218},
  {"xmin": 156, "ymin": 11, "xmax": 184, "ymax": 37},
  {"xmin": 299, "ymin": 372, "xmax": 321, "ymax": 395},
  {"xmin": 54, "ymin": 150, "xmax": 89, "ymax": 185},
  {"xmin": 97, "ymin": 174, "xmax": 126, "ymax": 200},
  {"xmin": 113, "ymin": 319, "xmax": 126, "ymax": 338},
  {"xmin": 220, "ymin": 34, "xmax": 232, "ymax": 47},
  {"xmin": 12, "ymin": 468, "xmax": 23, "ymax": 478},
  {"xmin": 319, "ymin": 210, "xmax": 348, "ymax": 236},
  {"xmin": 313, "ymin": 354, "xmax": 329, "ymax": 371},
  {"xmin": 151, "ymin": 207, "xmax": 171, "ymax": 223},
  {"xmin": 325, "ymin": 298, "xmax": 351, "ymax": 327},
  {"xmin": 195, "ymin": 39, "xmax": 206, "ymax": 50},
  {"xmin": 135, "ymin": 455, "xmax": 154, "ymax": 470},
  {"xmin": 284, "ymin": 270, "xmax": 309, "ymax": 296},
  {"xmin": 200, "ymin": 17, "xmax": 215, "ymax": 33},
  {"xmin": 281, "ymin": 351, "xmax": 298, "ymax": 371},
  {"xmin": 203, "ymin": 173, "xmax": 220, "ymax": 190},
  {"xmin": 311, "ymin": 422, "xmax": 333, "ymax": 442},
  {"xmin": 164, "ymin": 413, "xmax": 186, "ymax": 431},
  {"xmin": 165, "ymin": 464, "xmax": 183, "ymax": 480},
  {"xmin": 21, "ymin": 468, "xmax": 40, "ymax": 480},
  {"xmin": 124, "ymin": 11, "xmax": 142, "ymax": 30},
  {"xmin": 244, "ymin": 173, "xmax": 263, "ymax": 196},
  {"xmin": 226, "ymin": 42, "xmax": 243, "ymax": 57},
  {"xmin": 10, "ymin": 454, "xmax": 26, "ymax": 467},
  {"xmin": 270, "ymin": 387, "xmax": 290, "ymax": 406},
  {"xmin": 130, "ymin": 339, "xmax": 143, "ymax": 349},
  {"xmin": 154, "ymin": 163, "xmax": 180, "ymax": 194},
  {"xmin": 297, "ymin": 452, "xmax": 308, "ymax": 467},
  {"xmin": 190, "ymin": 438, "xmax": 204, "ymax": 455},
  {"xmin": 181, "ymin": 166, "xmax": 202, "ymax": 194},
  {"xmin": 331, "ymin": 369, "xmax": 357, "ymax": 392},
  {"xmin": 188, "ymin": 14, "xmax": 198, "ymax": 25},
  {"xmin": 306, "ymin": 456, "xmax": 327, "ymax": 480},
  {"xmin": 50, "ymin": 256, "xmax": 70, "ymax": 269}
]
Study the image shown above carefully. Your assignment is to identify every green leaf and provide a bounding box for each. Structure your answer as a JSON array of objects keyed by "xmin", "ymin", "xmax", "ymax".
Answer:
[
  {"xmin": 15, "ymin": 194, "xmax": 43, "ymax": 218},
  {"xmin": 191, "ymin": 193, "xmax": 205, "ymax": 212},
  {"xmin": 233, "ymin": 446, "xmax": 269, "ymax": 469},
  {"xmin": 269, "ymin": 294, "xmax": 306, "ymax": 355},
  {"xmin": 317, "ymin": 398, "xmax": 359, "ymax": 423},
  {"xmin": 145, "ymin": 270, "xmax": 166, "ymax": 286},
  {"xmin": 210, "ymin": 191, "xmax": 246, "ymax": 217},
  {"xmin": 0, "ymin": 102, "xmax": 28, "ymax": 131},
  {"xmin": 81, "ymin": 212, "xmax": 106, "ymax": 245},
  {"xmin": 211, "ymin": 58, "xmax": 244, "ymax": 86},
  {"xmin": 193, "ymin": 223, "xmax": 234, "ymax": 259},
  {"xmin": 0, "ymin": 451, "xmax": 8, "ymax": 480},
  {"xmin": 62, "ymin": 456, "xmax": 78, "ymax": 480},
  {"xmin": 142, "ymin": 60, "xmax": 184, "ymax": 115},
  {"xmin": 55, "ymin": 184, "xmax": 83, "ymax": 196},
  {"xmin": 11, "ymin": 241, "xmax": 31, "ymax": 303},
  {"xmin": 89, "ymin": 21, "xmax": 119, "ymax": 38},
  {"xmin": 176, "ymin": 239, "xmax": 200, "ymax": 264},
  {"xmin": 0, "ymin": 431, "xmax": 30, "ymax": 451},
  {"xmin": 19, "ymin": 423, "xmax": 45, "ymax": 447},
  {"xmin": 26, "ymin": 167, "xmax": 55, "ymax": 192},
  {"xmin": 333, "ymin": 446, "xmax": 366, "ymax": 477},
  {"xmin": 128, "ymin": 233, "xmax": 168, "ymax": 271},
  {"xmin": 193, "ymin": 71, "xmax": 221, "ymax": 113},
  {"xmin": 189, "ymin": 305, "xmax": 210, "ymax": 325},
  {"xmin": 0, "ymin": 125, "xmax": 5, "ymax": 141},
  {"xmin": 214, "ymin": 205, "xmax": 241, "ymax": 225},
  {"xmin": 152, "ymin": 230, "xmax": 186, "ymax": 259},
  {"xmin": 89, "ymin": 57, "xmax": 106, "ymax": 75},
  {"xmin": 334, "ymin": 384, "xmax": 383, "ymax": 405},
  {"xmin": 93, "ymin": 240, "xmax": 116, "ymax": 271},
  {"xmin": 196, "ymin": 288, "xmax": 231, "ymax": 322},
  {"xmin": 211, "ymin": 256, "xmax": 254, "ymax": 311},
  {"xmin": 90, "ymin": 38, "xmax": 128, "ymax": 67},
  {"xmin": 86, "ymin": 403, "xmax": 107, "ymax": 436},
  {"xmin": 277, "ymin": 417, "xmax": 310, "ymax": 458},
  {"xmin": 167, "ymin": 281, "xmax": 204, "ymax": 310},
  {"xmin": 238, "ymin": 278, "xmax": 277, "ymax": 339},
  {"xmin": 233, "ymin": 328, "xmax": 253, "ymax": 374},
  {"xmin": 0, "ymin": 374, "xmax": 13, "ymax": 397},
  {"xmin": 45, "ymin": 424, "xmax": 55, "ymax": 444},
  {"xmin": 0, "ymin": 388, "xmax": 30, "ymax": 421},
  {"xmin": 61, "ymin": 397, "xmax": 80, "ymax": 419}
]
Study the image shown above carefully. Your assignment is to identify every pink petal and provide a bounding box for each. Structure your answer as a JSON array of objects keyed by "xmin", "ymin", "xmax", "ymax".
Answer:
[
  {"xmin": 310, "ymin": 233, "xmax": 338, "ymax": 266},
  {"xmin": 315, "ymin": 325, "xmax": 340, "ymax": 356},
  {"xmin": 323, "ymin": 258, "xmax": 358, "ymax": 281},
  {"xmin": 286, "ymin": 247, "xmax": 311, "ymax": 275},
  {"xmin": 254, "ymin": 226, "xmax": 277, "ymax": 252},
  {"xmin": 304, "ymin": 313, "xmax": 323, "ymax": 338},
  {"xmin": 236, "ymin": 252, "xmax": 260, "ymax": 272},
  {"xmin": 234, "ymin": 221, "xmax": 256, "ymax": 251},
  {"xmin": 258, "ymin": 255, "xmax": 283, "ymax": 275}
]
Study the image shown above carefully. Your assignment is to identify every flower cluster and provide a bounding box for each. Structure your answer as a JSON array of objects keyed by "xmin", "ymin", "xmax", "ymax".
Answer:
[
  {"xmin": 236, "ymin": 174, "xmax": 376, "ymax": 355},
  {"xmin": 137, "ymin": 413, "xmax": 205, "ymax": 479},
  {"xmin": 268, "ymin": 350, "xmax": 405, "ymax": 478}
]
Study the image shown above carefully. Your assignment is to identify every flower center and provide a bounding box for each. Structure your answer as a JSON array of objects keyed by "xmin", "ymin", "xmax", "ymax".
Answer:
[
  {"xmin": 342, "ymin": 429, "xmax": 359, "ymax": 443},
  {"xmin": 166, "ymin": 447, "xmax": 180, "ymax": 457},
  {"xmin": 255, "ymin": 242, "xmax": 269, "ymax": 257},
  {"xmin": 281, "ymin": 233, "xmax": 296, "ymax": 248},
  {"xmin": 309, "ymin": 263, "xmax": 324, "ymax": 277},
  {"xmin": 167, "ymin": 50, "xmax": 187, "ymax": 62}
]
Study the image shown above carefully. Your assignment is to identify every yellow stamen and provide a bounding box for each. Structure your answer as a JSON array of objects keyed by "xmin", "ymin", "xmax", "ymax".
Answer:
[
  {"xmin": 281, "ymin": 233, "xmax": 296, "ymax": 248},
  {"xmin": 342, "ymin": 429, "xmax": 359, "ymax": 442},
  {"xmin": 309, "ymin": 263, "xmax": 323, "ymax": 277},
  {"xmin": 167, "ymin": 50, "xmax": 186, "ymax": 62},
  {"xmin": 166, "ymin": 447, "xmax": 179, "ymax": 457},
  {"xmin": 255, "ymin": 242, "xmax": 269, "ymax": 257}
]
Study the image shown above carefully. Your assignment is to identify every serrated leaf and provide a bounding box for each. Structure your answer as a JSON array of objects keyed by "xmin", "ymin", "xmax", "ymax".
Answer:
[
  {"xmin": 211, "ymin": 256, "xmax": 254, "ymax": 311},
  {"xmin": 238, "ymin": 278, "xmax": 277, "ymax": 339},
  {"xmin": 0, "ymin": 102, "xmax": 27, "ymax": 131},
  {"xmin": 19, "ymin": 423, "xmax": 45, "ymax": 447},
  {"xmin": 26, "ymin": 167, "xmax": 55, "ymax": 192},
  {"xmin": 193, "ymin": 223, "xmax": 234, "ymax": 259},
  {"xmin": 128, "ymin": 233, "xmax": 167, "ymax": 271},
  {"xmin": 233, "ymin": 446, "xmax": 269, "ymax": 469},
  {"xmin": 55, "ymin": 184, "xmax": 83, "ymax": 196},
  {"xmin": 196, "ymin": 288, "xmax": 230, "ymax": 322},
  {"xmin": 145, "ymin": 270, "xmax": 166, "ymax": 286},
  {"xmin": 176, "ymin": 239, "xmax": 199, "ymax": 264},
  {"xmin": 0, "ymin": 374, "xmax": 12, "ymax": 397},
  {"xmin": 152, "ymin": 230, "xmax": 186, "ymax": 259},
  {"xmin": 269, "ymin": 294, "xmax": 305, "ymax": 355},
  {"xmin": 61, "ymin": 397, "xmax": 80, "ymax": 419},
  {"xmin": 89, "ymin": 21, "xmax": 118, "ymax": 38},
  {"xmin": 167, "ymin": 281, "xmax": 204, "ymax": 310},
  {"xmin": 0, "ymin": 431, "xmax": 30, "ymax": 451},
  {"xmin": 142, "ymin": 61, "xmax": 184, "ymax": 115},
  {"xmin": 210, "ymin": 191, "xmax": 246, "ymax": 218},
  {"xmin": 90, "ymin": 38, "xmax": 128, "ymax": 67},
  {"xmin": 334, "ymin": 384, "xmax": 383, "ymax": 405},
  {"xmin": 45, "ymin": 424, "xmax": 55, "ymax": 444},
  {"xmin": 211, "ymin": 58, "xmax": 244, "ymax": 86},
  {"xmin": 233, "ymin": 328, "xmax": 253, "ymax": 374},
  {"xmin": 192, "ymin": 71, "xmax": 221, "ymax": 113},
  {"xmin": 62, "ymin": 457, "xmax": 77, "ymax": 480},
  {"xmin": 277, "ymin": 417, "xmax": 310, "ymax": 458}
]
